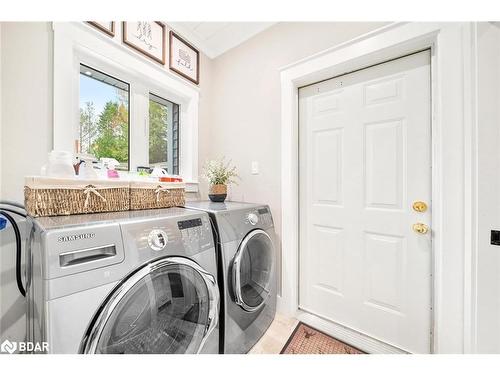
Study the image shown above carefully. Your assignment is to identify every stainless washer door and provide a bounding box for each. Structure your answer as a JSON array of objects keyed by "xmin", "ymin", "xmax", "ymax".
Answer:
[
  {"xmin": 80, "ymin": 257, "xmax": 219, "ymax": 354},
  {"xmin": 232, "ymin": 229, "xmax": 274, "ymax": 312}
]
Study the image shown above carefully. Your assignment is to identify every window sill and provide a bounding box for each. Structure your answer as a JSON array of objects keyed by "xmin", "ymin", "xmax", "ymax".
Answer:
[
  {"xmin": 184, "ymin": 181, "xmax": 199, "ymax": 193},
  {"xmin": 113, "ymin": 171, "xmax": 199, "ymax": 193}
]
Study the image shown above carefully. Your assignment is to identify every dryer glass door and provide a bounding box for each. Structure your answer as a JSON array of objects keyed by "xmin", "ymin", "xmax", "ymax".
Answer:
[
  {"xmin": 81, "ymin": 257, "xmax": 218, "ymax": 354},
  {"xmin": 233, "ymin": 229, "xmax": 274, "ymax": 312}
]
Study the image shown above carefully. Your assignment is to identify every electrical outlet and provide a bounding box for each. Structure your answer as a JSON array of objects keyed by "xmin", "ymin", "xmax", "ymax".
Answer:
[{"xmin": 491, "ymin": 230, "xmax": 500, "ymax": 246}]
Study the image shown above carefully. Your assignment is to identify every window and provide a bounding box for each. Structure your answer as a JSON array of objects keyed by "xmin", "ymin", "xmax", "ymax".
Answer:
[
  {"xmin": 55, "ymin": 23, "xmax": 200, "ymax": 187},
  {"xmin": 79, "ymin": 65, "xmax": 181, "ymax": 175},
  {"xmin": 149, "ymin": 94, "xmax": 180, "ymax": 175},
  {"xmin": 79, "ymin": 64, "xmax": 130, "ymax": 170}
]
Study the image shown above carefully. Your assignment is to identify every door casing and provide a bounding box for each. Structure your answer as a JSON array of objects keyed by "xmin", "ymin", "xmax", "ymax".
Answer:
[{"xmin": 279, "ymin": 22, "xmax": 477, "ymax": 354}]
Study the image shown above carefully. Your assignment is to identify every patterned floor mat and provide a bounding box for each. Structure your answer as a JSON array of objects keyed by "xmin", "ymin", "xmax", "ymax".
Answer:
[{"xmin": 280, "ymin": 322, "xmax": 365, "ymax": 354}]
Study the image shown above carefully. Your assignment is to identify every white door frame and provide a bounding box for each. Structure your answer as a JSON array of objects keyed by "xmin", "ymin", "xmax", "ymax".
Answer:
[{"xmin": 279, "ymin": 22, "xmax": 477, "ymax": 354}]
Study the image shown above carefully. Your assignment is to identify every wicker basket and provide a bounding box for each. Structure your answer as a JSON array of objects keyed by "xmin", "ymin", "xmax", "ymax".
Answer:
[
  {"xmin": 24, "ymin": 176, "xmax": 130, "ymax": 217},
  {"xmin": 129, "ymin": 181, "xmax": 185, "ymax": 210}
]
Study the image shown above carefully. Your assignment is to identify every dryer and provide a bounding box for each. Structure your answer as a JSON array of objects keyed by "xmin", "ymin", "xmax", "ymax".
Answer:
[
  {"xmin": 184, "ymin": 201, "xmax": 277, "ymax": 354},
  {"xmin": 26, "ymin": 208, "xmax": 219, "ymax": 354}
]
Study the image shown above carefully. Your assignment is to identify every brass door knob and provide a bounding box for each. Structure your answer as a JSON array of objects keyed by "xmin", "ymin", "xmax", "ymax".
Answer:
[
  {"xmin": 413, "ymin": 201, "xmax": 428, "ymax": 212},
  {"xmin": 413, "ymin": 223, "xmax": 429, "ymax": 234}
]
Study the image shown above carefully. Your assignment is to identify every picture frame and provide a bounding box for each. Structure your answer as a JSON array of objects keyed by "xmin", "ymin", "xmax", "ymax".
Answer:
[
  {"xmin": 169, "ymin": 31, "xmax": 200, "ymax": 85},
  {"xmin": 86, "ymin": 22, "xmax": 115, "ymax": 37},
  {"xmin": 122, "ymin": 22, "xmax": 166, "ymax": 65}
]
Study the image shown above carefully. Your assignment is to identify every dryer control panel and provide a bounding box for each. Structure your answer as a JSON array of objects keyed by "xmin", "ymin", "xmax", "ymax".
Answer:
[{"xmin": 244, "ymin": 206, "xmax": 273, "ymax": 228}]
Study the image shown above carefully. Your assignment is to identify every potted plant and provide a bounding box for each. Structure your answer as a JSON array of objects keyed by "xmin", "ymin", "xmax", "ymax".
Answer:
[{"xmin": 202, "ymin": 158, "xmax": 239, "ymax": 202}]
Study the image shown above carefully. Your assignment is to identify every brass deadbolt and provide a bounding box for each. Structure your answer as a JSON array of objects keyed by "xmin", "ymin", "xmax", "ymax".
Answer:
[{"xmin": 412, "ymin": 201, "xmax": 428, "ymax": 213}]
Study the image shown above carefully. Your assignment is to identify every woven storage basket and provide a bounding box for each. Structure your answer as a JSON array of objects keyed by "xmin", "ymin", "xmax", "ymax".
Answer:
[
  {"xmin": 24, "ymin": 176, "xmax": 130, "ymax": 217},
  {"xmin": 129, "ymin": 181, "xmax": 185, "ymax": 210}
]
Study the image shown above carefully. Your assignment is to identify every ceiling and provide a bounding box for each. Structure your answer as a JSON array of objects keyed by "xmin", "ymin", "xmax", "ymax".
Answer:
[{"xmin": 168, "ymin": 22, "xmax": 275, "ymax": 59}]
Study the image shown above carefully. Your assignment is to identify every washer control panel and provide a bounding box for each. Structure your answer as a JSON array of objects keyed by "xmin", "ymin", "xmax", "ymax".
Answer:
[
  {"xmin": 178, "ymin": 218, "xmax": 205, "ymax": 240},
  {"xmin": 124, "ymin": 212, "xmax": 214, "ymax": 259},
  {"xmin": 177, "ymin": 217, "xmax": 212, "ymax": 253},
  {"xmin": 178, "ymin": 217, "xmax": 203, "ymax": 230},
  {"xmin": 247, "ymin": 213, "xmax": 259, "ymax": 225},
  {"xmin": 148, "ymin": 229, "xmax": 168, "ymax": 251}
]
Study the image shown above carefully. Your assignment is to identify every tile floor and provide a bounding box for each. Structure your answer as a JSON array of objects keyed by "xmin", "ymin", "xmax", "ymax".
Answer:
[{"xmin": 249, "ymin": 313, "xmax": 299, "ymax": 354}]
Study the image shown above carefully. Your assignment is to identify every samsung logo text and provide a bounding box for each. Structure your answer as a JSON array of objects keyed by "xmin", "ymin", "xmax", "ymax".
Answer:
[{"xmin": 57, "ymin": 233, "xmax": 96, "ymax": 242}]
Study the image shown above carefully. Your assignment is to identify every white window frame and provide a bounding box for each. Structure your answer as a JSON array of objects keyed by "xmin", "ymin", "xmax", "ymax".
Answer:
[
  {"xmin": 53, "ymin": 22, "xmax": 199, "ymax": 191},
  {"xmin": 148, "ymin": 93, "xmax": 177, "ymax": 173}
]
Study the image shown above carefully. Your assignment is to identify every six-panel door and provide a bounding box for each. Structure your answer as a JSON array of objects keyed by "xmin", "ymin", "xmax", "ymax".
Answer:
[{"xmin": 298, "ymin": 50, "xmax": 432, "ymax": 353}]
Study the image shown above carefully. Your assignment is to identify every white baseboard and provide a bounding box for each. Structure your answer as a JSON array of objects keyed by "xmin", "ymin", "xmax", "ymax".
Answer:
[
  {"xmin": 276, "ymin": 295, "xmax": 285, "ymax": 314},
  {"xmin": 296, "ymin": 309, "xmax": 409, "ymax": 354}
]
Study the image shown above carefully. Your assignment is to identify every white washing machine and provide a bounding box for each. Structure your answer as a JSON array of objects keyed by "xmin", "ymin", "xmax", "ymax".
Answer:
[
  {"xmin": 184, "ymin": 201, "xmax": 277, "ymax": 354},
  {"xmin": 26, "ymin": 208, "xmax": 219, "ymax": 354}
]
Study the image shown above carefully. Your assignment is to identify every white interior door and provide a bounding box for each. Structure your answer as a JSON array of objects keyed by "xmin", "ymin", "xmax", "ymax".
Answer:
[{"xmin": 298, "ymin": 50, "xmax": 432, "ymax": 353}]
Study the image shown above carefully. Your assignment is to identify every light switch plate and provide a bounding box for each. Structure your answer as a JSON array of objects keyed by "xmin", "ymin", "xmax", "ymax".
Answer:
[{"xmin": 251, "ymin": 161, "xmax": 259, "ymax": 175}]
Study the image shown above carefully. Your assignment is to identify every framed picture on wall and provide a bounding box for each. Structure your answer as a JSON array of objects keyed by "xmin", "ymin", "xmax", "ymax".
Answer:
[
  {"xmin": 86, "ymin": 21, "xmax": 115, "ymax": 37},
  {"xmin": 169, "ymin": 31, "xmax": 200, "ymax": 85},
  {"xmin": 122, "ymin": 21, "xmax": 166, "ymax": 65}
]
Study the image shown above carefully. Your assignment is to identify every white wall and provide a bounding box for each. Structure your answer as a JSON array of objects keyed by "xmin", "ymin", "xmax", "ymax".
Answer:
[
  {"xmin": 475, "ymin": 22, "xmax": 500, "ymax": 353},
  {"xmin": 199, "ymin": 22, "xmax": 389, "ymax": 293},
  {"xmin": 0, "ymin": 22, "xmax": 54, "ymax": 343},
  {"xmin": 0, "ymin": 23, "xmax": 3, "ymax": 339},
  {"xmin": 0, "ymin": 23, "xmax": 2, "ymax": 198},
  {"xmin": 1, "ymin": 22, "xmax": 54, "ymax": 202},
  {"xmin": 197, "ymin": 51, "xmax": 214, "ymax": 197}
]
